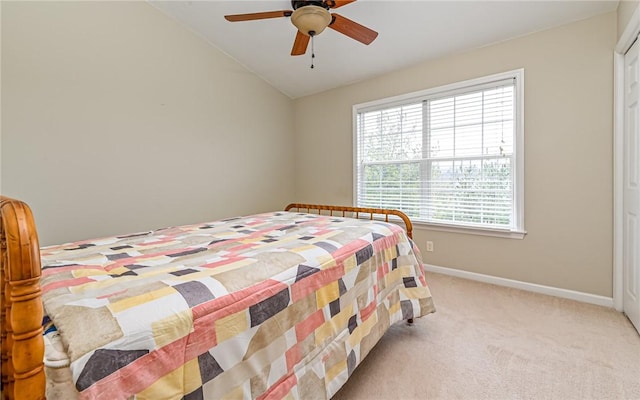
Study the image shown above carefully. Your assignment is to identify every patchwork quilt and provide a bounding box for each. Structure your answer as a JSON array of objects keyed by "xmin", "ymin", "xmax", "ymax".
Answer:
[{"xmin": 40, "ymin": 211, "xmax": 435, "ymax": 400}]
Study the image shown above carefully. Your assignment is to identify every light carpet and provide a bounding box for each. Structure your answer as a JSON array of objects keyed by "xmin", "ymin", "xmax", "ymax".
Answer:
[{"xmin": 333, "ymin": 272, "xmax": 640, "ymax": 400}]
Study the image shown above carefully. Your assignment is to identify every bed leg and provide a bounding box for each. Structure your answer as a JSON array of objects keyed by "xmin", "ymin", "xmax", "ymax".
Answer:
[{"xmin": 406, "ymin": 318, "xmax": 414, "ymax": 325}]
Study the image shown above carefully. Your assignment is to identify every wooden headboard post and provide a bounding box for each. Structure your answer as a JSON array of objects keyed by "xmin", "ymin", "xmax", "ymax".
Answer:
[
  {"xmin": 0, "ymin": 196, "xmax": 46, "ymax": 400},
  {"xmin": 284, "ymin": 203, "xmax": 413, "ymax": 239}
]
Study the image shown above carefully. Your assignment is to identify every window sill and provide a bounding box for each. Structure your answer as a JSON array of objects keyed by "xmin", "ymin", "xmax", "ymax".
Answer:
[{"xmin": 414, "ymin": 221, "xmax": 527, "ymax": 239}]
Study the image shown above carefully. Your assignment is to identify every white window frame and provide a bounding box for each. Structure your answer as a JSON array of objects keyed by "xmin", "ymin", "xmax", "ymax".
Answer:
[{"xmin": 352, "ymin": 69, "xmax": 526, "ymax": 239}]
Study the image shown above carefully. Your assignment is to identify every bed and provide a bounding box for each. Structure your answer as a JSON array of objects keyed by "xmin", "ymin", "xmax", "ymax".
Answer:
[{"xmin": 0, "ymin": 197, "xmax": 435, "ymax": 400}]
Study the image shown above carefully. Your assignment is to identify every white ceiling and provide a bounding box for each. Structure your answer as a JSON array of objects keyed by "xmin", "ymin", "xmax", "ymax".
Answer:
[{"xmin": 149, "ymin": 1, "xmax": 618, "ymax": 99}]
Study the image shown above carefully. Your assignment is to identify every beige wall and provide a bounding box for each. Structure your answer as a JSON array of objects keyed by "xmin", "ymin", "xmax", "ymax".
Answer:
[
  {"xmin": 294, "ymin": 12, "xmax": 616, "ymax": 297},
  {"xmin": 618, "ymin": 0, "xmax": 639, "ymax": 40},
  {"xmin": 1, "ymin": 1, "xmax": 295, "ymax": 246}
]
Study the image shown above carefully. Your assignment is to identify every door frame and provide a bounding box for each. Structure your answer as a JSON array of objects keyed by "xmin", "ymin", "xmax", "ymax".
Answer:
[{"xmin": 614, "ymin": 5, "xmax": 640, "ymax": 312}]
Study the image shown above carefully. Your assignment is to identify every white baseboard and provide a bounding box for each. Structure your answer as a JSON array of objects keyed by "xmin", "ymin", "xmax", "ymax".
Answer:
[{"xmin": 423, "ymin": 264, "xmax": 614, "ymax": 308}]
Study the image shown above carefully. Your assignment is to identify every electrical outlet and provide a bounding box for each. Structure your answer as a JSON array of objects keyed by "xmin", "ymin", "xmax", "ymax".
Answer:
[{"xmin": 426, "ymin": 241, "xmax": 434, "ymax": 252}]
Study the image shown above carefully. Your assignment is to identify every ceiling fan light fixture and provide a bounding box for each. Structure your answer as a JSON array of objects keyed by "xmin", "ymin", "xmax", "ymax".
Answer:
[{"xmin": 291, "ymin": 5, "xmax": 332, "ymax": 36}]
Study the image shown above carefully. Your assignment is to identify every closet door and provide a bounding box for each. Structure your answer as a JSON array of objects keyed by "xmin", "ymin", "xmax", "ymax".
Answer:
[{"xmin": 624, "ymin": 36, "xmax": 640, "ymax": 334}]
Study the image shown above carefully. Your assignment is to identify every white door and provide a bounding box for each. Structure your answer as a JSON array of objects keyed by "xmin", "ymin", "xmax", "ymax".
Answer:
[{"xmin": 624, "ymin": 37, "xmax": 640, "ymax": 334}]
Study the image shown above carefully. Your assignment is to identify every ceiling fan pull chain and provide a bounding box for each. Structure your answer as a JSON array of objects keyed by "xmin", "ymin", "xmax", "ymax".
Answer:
[{"xmin": 310, "ymin": 34, "xmax": 315, "ymax": 69}]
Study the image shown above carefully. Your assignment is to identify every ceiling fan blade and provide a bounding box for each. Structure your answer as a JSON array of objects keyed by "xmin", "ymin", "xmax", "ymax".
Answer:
[
  {"xmin": 224, "ymin": 10, "xmax": 292, "ymax": 22},
  {"xmin": 326, "ymin": 0, "xmax": 357, "ymax": 9},
  {"xmin": 329, "ymin": 13, "xmax": 378, "ymax": 45},
  {"xmin": 291, "ymin": 30, "xmax": 310, "ymax": 56}
]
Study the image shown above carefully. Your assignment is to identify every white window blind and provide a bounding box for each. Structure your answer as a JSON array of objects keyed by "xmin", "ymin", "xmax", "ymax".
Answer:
[{"xmin": 355, "ymin": 71, "xmax": 524, "ymax": 234}]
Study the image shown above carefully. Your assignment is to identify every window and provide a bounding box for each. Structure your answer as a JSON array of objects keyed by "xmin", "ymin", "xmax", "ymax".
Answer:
[{"xmin": 354, "ymin": 70, "xmax": 525, "ymax": 238}]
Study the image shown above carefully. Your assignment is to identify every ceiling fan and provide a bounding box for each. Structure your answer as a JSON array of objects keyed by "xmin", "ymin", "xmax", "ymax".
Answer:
[{"xmin": 224, "ymin": 0, "xmax": 378, "ymax": 56}]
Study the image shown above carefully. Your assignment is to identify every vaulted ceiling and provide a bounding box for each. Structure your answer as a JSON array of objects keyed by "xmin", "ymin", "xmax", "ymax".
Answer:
[{"xmin": 149, "ymin": 1, "xmax": 618, "ymax": 99}]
